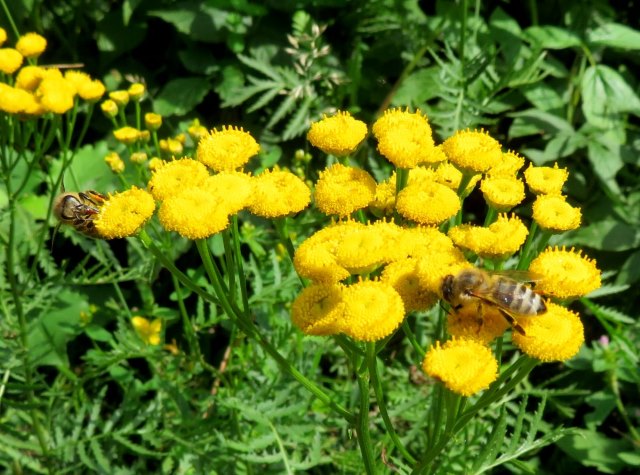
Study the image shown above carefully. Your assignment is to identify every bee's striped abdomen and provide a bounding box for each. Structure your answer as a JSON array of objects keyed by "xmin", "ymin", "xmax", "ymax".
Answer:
[{"xmin": 494, "ymin": 278, "xmax": 546, "ymax": 316}]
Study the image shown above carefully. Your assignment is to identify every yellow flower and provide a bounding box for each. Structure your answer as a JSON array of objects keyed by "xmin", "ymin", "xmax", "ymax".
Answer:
[
  {"xmin": 128, "ymin": 82, "xmax": 145, "ymax": 101},
  {"xmin": 480, "ymin": 175, "xmax": 525, "ymax": 211},
  {"xmin": 396, "ymin": 180, "xmax": 460, "ymax": 225},
  {"xmin": 332, "ymin": 221, "xmax": 395, "ymax": 274},
  {"xmin": 307, "ymin": 111, "xmax": 367, "ymax": 156},
  {"xmin": 532, "ymin": 194, "xmax": 581, "ymax": 233},
  {"xmin": 15, "ymin": 65, "xmax": 48, "ymax": 91},
  {"xmin": 341, "ymin": 280, "xmax": 405, "ymax": 341},
  {"xmin": 145, "ymin": 112, "xmax": 162, "ymax": 130},
  {"xmin": 314, "ymin": 164, "xmax": 376, "ymax": 217},
  {"xmin": 369, "ymin": 175, "xmax": 396, "ymax": 217},
  {"xmin": 131, "ymin": 316, "xmax": 162, "ymax": 345},
  {"xmin": 130, "ymin": 152, "xmax": 148, "ymax": 164},
  {"xmin": 158, "ymin": 187, "xmax": 230, "ymax": 239},
  {"xmin": 203, "ymin": 172, "xmax": 254, "ymax": 215},
  {"xmin": 37, "ymin": 76, "xmax": 75, "ymax": 114},
  {"xmin": 418, "ymin": 144, "xmax": 448, "ymax": 166},
  {"xmin": 488, "ymin": 150, "xmax": 525, "ymax": 177},
  {"xmin": 447, "ymin": 305, "xmax": 509, "ymax": 345},
  {"xmin": 291, "ymin": 283, "xmax": 346, "ymax": 336},
  {"xmin": 148, "ymin": 157, "xmax": 164, "ymax": 172},
  {"xmin": 415, "ymin": 246, "xmax": 471, "ymax": 295},
  {"xmin": 512, "ymin": 303, "xmax": 584, "ymax": 361},
  {"xmin": 432, "ymin": 161, "xmax": 481, "ymax": 193},
  {"xmin": 15, "ymin": 32, "xmax": 47, "ymax": 58},
  {"xmin": 109, "ymin": 90, "xmax": 129, "ymax": 107},
  {"xmin": 247, "ymin": 169, "xmax": 310, "ymax": 218},
  {"xmin": 395, "ymin": 225, "xmax": 456, "ymax": 259},
  {"xmin": 422, "ymin": 338, "xmax": 498, "ymax": 396},
  {"xmin": 441, "ymin": 129, "xmax": 502, "ymax": 173},
  {"xmin": 100, "ymin": 99, "xmax": 118, "ymax": 117},
  {"xmin": 448, "ymin": 214, "xmax": 528, "ymax": 258},
  {"xmin": 0, "ymin": 48, "xmax": 23, "ymax": 74},
  {"xmin": 64, "ymin": 70, "xmax": 91, "ymax": 93},
  {"xmin": 94, "ymin": 187, "xmax": 156, "ymax": 239},
  {"xmin": 78, "ymin": 79, "xmax": 105, "ymax": 102},
  {"xmin": 381, "ymin": 258, "xmax": 439, "ymax": 312},
  {"xmin": 0, "ymin": 27, "xmax": 6, "ymax": 47},
  {"xmin": 373, "ymin": 109, "xmax": 435, "ymax": 168},
  {"xmin": 159, "ymin": 137, "xmax": 183, "ymax": 155},
  {"xmin": 529, "ymin": 246, "xmax": 601, "ymax": 299},
  {"xmin": 0, "ymin": 84, "xmax": 41, "ymax": 115},
  {"xmin": 524, "ymin": 163, "xmax": 568, "ymax": 195},
  {"xmin": 147, "ymin": 158, "xmax": 210, "ymax": 201},
  {"xmin": 113, "ymin": 126, "xmax": 143, "ymax": 145},
  {"xmin": 188, "ymin": 120, "xmax": 208, "ymax": 142},
  {"xmin": 104, "ymin": 152, "xmax": 125, "ymax": 173},
  {"xmin": 197, "ymin": 125, "xmax": 260, "ymax": 172}
]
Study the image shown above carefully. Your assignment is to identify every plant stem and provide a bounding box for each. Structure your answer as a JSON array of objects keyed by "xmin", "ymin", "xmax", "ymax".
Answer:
[{"xmin": 356, "ymin": 345, "xmax": 376, "ymax": 473}]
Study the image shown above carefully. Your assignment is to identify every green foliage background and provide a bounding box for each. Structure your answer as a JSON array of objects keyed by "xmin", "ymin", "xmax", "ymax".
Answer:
[{"xmin": 1, "ymin": 0, "xmax": 639, "ymax": 473}]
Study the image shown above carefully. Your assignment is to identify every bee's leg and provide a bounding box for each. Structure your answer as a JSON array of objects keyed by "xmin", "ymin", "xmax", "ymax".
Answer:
[
  {"xmin": 475, "ymin": 302, "xmax": 485, "ymax": 334},
  {"xmin": 498, "ymin": 308, "xmax": 526, "ymax": 335}
]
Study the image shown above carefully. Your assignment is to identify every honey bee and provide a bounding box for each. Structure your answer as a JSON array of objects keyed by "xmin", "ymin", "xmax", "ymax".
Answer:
[
  {"xmin": 441, "ymin": 268, "xmax": 547, "ymax": 335},
  {"xmin": 53, "ymin": 190, "xmax": 106, "ymax": 238}
]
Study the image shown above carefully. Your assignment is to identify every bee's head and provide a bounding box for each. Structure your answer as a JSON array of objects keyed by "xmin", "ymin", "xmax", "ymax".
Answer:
[{"xmin": 441, "ymin": 274, "xmax": 454, "ymax": 303}]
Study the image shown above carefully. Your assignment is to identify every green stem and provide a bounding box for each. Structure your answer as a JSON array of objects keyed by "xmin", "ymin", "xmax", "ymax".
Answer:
[
  {"xmin": 231, "ymin": 216, "xmax": 251, "ymax": 314},
  {"xmin": 170, "ymin": 273, "xmax": 202, "ymax": 361},
  {"xmin": 484, "ymin": 206, "xmax": 498, "ymax": 226},
  {"xmin": 516, "ymin": 221, "xmax": 538, "ymax": 270},
  {"xmin": 402, "ymin": 320, "xmax": 425, "ymax": 358},
  {"xmin": 194, "ymin": 239, "xmax": 355, "ymax": 423},
  {"xmin": 356, "ymin": 345, "xmax": 376, "ymax": 474},
  {"xmin": 368, "ymin": 343, "xmax": 416, "ymax": 464}
]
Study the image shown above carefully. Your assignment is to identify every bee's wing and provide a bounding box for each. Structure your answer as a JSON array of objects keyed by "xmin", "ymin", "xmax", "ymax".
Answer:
[{"xmin": 485, "ymin": 269, "xmax": 543, "ymax": 283}]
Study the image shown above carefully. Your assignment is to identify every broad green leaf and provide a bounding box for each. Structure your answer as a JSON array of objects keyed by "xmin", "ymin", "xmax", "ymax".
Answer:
[
  {"xmin": 616, "ymin": 250, "xmax": 640, "ymax": 286},
  {"xmin": 588, "ymin": 23, "xmax": 640, "ymax": 50},
  {"xmin": 587, "ymin": 137, "xmax": 623, "ymax": 196},
  {"xmin": 581, "ymin": 65, "xmax": 640, "ymax": 127},
  {"xmin": 619, "ymin": 451, "xmax": 640, "ymax": 466},
  {"xmin": 584, "ymin": 391, "xmax": 616, "ymax": 429},
  {"xmin": 522, "ymin": 83, "xmax": 565, "ymax": 112},
  {"xmin": 395, "ymin": 67, "xmax": 445, "ymax": 104},
  {"xmin": 178, "ymin": 47, "xmax": 220, "ymax": 75},
  {"xmin": 148, "ymin": 2, "xmax": 230, "ymax": 42},
  {"xmin": 508, "ymin": 109, "xmax": 574, "ymax": 140},
  {"xmin": 96, "ymin": 10, "xmax": 145, "ymax": 53},
  {"xmin": 562, "ymin": 219, "xmax": 640, "ymax": 251},
  {"xmin": 556, "ymin": 428, "xmax": 631, "ymax": 473},
  {"xmin": 154, "ymin": 77, "xmax": 210, "ymax": 116},
  {"xmin": 541, "ymin": 132, "xmax": 579, "ymax": 162},
  {"xmin": 523, "ymin": 26, "xmax": 582, "ymax": 49}
]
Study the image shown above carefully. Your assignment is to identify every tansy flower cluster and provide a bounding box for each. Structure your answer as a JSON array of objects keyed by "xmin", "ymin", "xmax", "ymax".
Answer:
[
  {"xmin": 294, "ymin": 108, "xmax": 601, "ymax": 397},
  {"xmin": 0, "ymin": 31, "xmax": 105, "ymax": 116}
]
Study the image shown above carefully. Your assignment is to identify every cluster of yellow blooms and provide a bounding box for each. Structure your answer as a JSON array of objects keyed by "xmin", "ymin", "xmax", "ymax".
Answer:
[
  {"xmin": 293, "ymin": 108, "xmax": 601, "ymax": 397},
  {"xmin": 0, "ymin": 29, "xmax": 105, "ymax": 115}
]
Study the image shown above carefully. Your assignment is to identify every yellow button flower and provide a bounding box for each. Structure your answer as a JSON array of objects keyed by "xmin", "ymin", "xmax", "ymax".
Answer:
[
  {"xmin": 15, "ymin": 65, "xmax": 48, "ymax": 91},
  {"xmin": 94, "ymin": 187, "xmax": 156, "ymax": 239},
  {"xmin": 0, "ymin": 27, "xmax": 6, "ymax": 46},
  {"xmin": 113, "ymin": 126, "xmax": 143, "ymax": 144},
  {"xmin": 422, "ymin": 338, "xmax": 498, "ymax": 396},
  {"xmin": 332, "ymin": 223, "xmax": 393, "ymax": 274},
  {"xmin": 109, "ymin": 90, "xmax": 129, "ymax": 107},
  {"xmin": 145, "ymin": 112, "xmax": 162, "ymax": 130},
  {"xmin": 528, "ymin": 246, "xmax": 601, "ymax": 299},
  {"xmin": 415, "ymin": 246, "xmax": 471, "ymax": 295},
  {"xmin": 488, "ymin": 150, "xmax": 525, "ymax": 177},
  {"xmin": 128, "ymin": 82, "xmax": 145, "ymax": 101},
  {"xmin": 381, "ymin": 258, "xmax": 439, "ymax": 312},
  {"xmin": 0, "ymin": 84, "xmax": 41, "ymax": 115},
  {"xmin": 131, "ymin": 316, "xmax": 162, "ymax": 345},
  {"xmin": 64, "ymin": 70, "xmax": 91, "ymax": 94},
  {"xmin": 314, "ymin": 163, "xmax": 376, "ymax": 217},
  {"xmin": 104, "ymin": 151, "xmax": 125, "ymax": 173},
  {"xmin": 512, "ymin": 303, "xmax": 584, "ymax": 361},
  {"xmin": 0, "ymin": 48, "xmax": 24, "ymax": 74},
  {"xmin": 396, "ymin": 180, "xmax": 461, "ymax": 225},
  {"xmin": 369, "ymin": 175, "xmax": 397, "ymax": 218},
  {"xmin": 203, "ymin": 172, "xmax": 255, "ymax": 215},
  {"xmin": 341, "ymin": 280, "xmax": 405, "ymax": 341},
  {"xmin": 188, "ymin": 119, "xmax": 208, "ymax": 142},
  {"xmin": 196, "ymin": 125, "xmax": 260, "ymax": 172},
  {"xmin": 532, "ymin": 194, "xmax": 581, "ymax": 233},
  {"xmin": 373, "ymin": 109, "xmax": 435, "ymax": 168},
  {"xmin": 247, "ymin": 169, "xmax": 310, "ymax": 218},
  {"xmin": 291, "ymin": 283, "xmax": 346, "ymax": 336},
  {"xmin": 130, "ymin": 152, "xmax": 148, "ymax": 164},
  {"xmin": 395, "ymin": 225, "xmax": 455, "ymax": 259},
  {"xmin": 15, "ymin": 32, "xmax": 47, "ymax": 58},
  {"xmin": 432, "ymin": 161, "xmax": 481, "ymax": 193},
  {"xmin": 78, "ymin": 79, "xmax": 105, "ymax": 102},
  {"xmin": 37, "ymin": 76, "xmax": 76, "ymax": 114},
  {"xmin": 147, "ymin": 158, "xmax": 210, "ymax": 201},
  {"xmin": 480, "ymin": 175, "xmax": 525, "ymax": 211},
  {"xmin": 441, "ymin": 129, "xmax": 502, "ymax": 173},
  {"xmin": 524, "ymin": 163, "xmax": 568, "ymax": 195},
  {"xmin": 307, "ymin": 111, "xmax": 367, "ymax": 156},
  {"xmin": 447, "ymin": 305, "xmax": 509, "ymax": 345},
  {"xmin": 100, "ymin": 99, "xmax": 118, "ymax": 117},
  {"xmin": 448, "ymin": 214, "xmax": 528, "ymax": 258},
  {"xmin": 148, "ymin": 157, "xmax": 165, "ymax": 172},
  {"xmin": 158, "ymin": 187, "xmax": 230, "ymax": 239}
]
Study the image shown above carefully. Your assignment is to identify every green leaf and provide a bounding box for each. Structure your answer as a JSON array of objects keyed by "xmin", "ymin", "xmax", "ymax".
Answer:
[
  {"xmin": 562, "ymin": 219, "xmax": 640, "ymax": 251},
  {"xmin": 587, "ymin": 136, "xmax": 623, "ymax": 196},
  {"xmin": 96, "ymin": 10, "xmax": 145, "ymax": 53},
  {"xmin": 581, "ymin": 65, "xmax": 640, "ymax": 127},
  {"xmin": 154, "ymin": 77, "xmax": 210, "ymax": 116},
  {"xmin": 588, "ymin": 23, "xmax": 640, "ymax": 50},
  {"xmin": 619, "ymin": 451, "xmax": 640, "ymax": 466},
  {"xmin": 523, "ymin": 26, "xmax": 582, "ymax": 49},
  {"xmin": 616, "ymin": 250, "xmax": 640, "ymax": 286},
  {"xmin": 584, "ymin": 391, "xmax": 617, "ymax": 430},
  {"xmin": 178, "ymin": 46, "xmax": 220, "ymax": 75},
  {"xmin": 148, "ymin": 2, "xmax": 231, "ymax": 42},
  {"xmin": 556, "ymin": 428, "xmax": 631, "ymax": 473}
]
